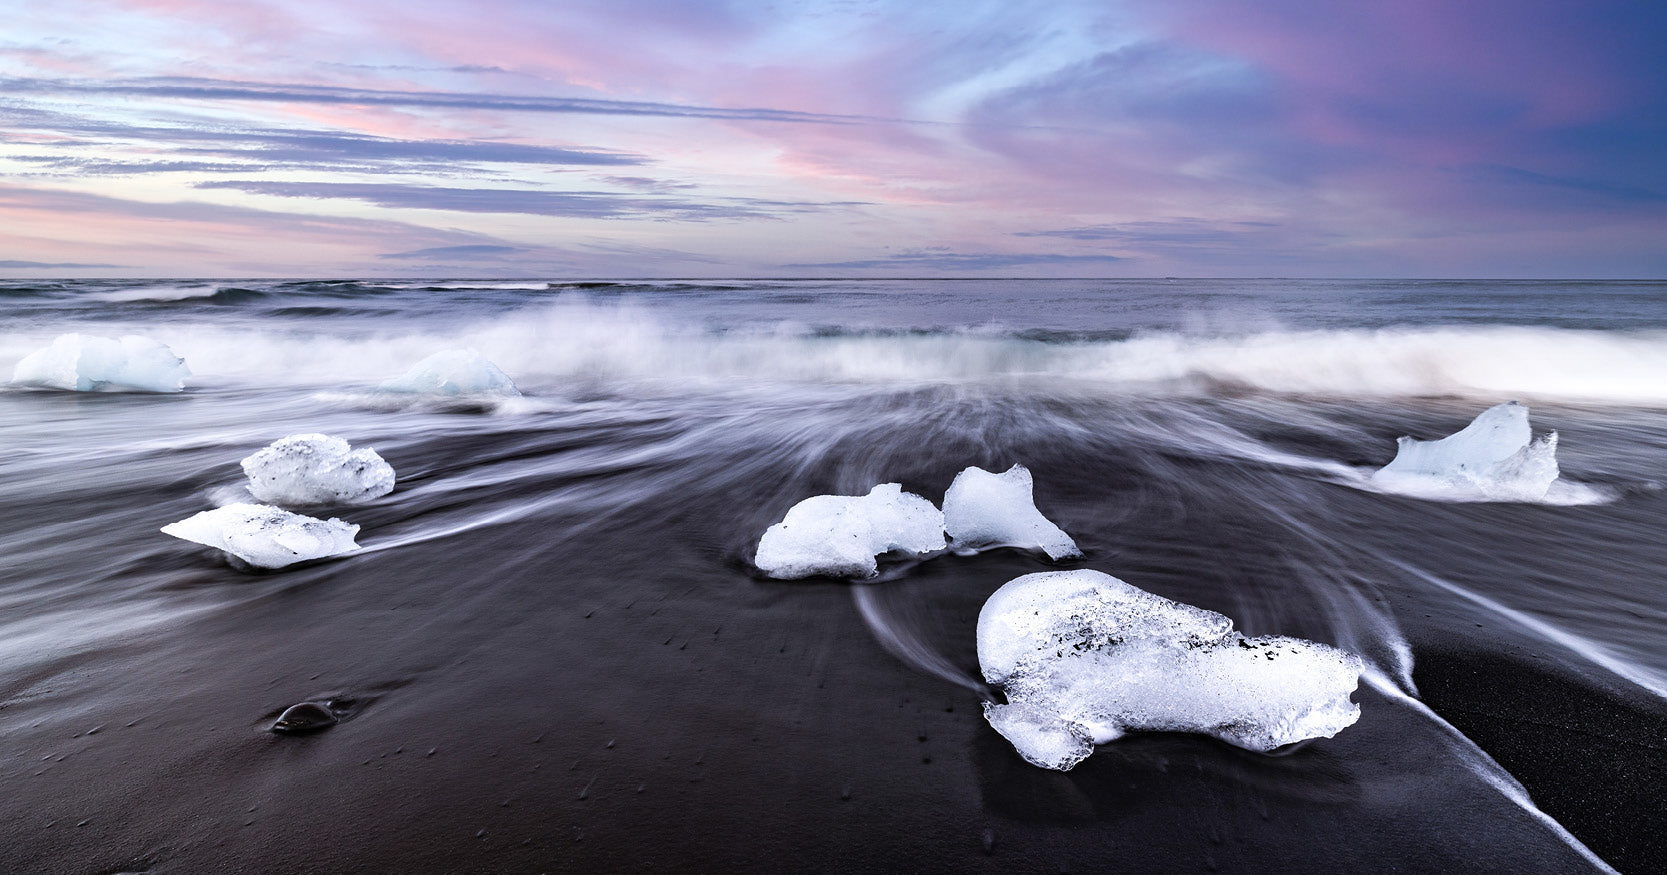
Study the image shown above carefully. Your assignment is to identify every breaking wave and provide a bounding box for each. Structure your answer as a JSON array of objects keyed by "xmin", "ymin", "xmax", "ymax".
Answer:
[{"xmin": 6, "ymin": 298, "xmax": 1667, "ymax": 403}]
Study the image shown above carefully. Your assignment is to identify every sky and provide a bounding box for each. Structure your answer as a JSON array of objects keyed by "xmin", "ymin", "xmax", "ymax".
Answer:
[{"xmin": 1, "ymin": 0, "xmax": 1664, "ymax": 278}]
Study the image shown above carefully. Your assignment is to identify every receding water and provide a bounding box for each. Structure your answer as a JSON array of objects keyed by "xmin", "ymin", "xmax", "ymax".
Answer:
[{"xmin": 2, "ymin": 278, "xmax": 1664, "ymax": 872}]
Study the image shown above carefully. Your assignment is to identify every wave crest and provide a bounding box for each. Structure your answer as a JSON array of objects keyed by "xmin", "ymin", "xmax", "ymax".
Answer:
[{"xmin": 9, "ymin": 299, "xmax": 1667, "ymax": 402}]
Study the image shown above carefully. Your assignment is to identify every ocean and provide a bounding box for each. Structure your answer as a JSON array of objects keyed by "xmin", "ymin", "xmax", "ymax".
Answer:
[{"xmin": 2, "ymin": 277, "xmax": 1664, "ymax": 873}]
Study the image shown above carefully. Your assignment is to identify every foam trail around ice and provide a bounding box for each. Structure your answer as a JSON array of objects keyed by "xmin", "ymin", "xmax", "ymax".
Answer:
[
  {"xmin": 241, "ymin": 434, "xmax": 395, "ymax": 506},
  {"xmin": 11, "ymin": 333, "xmax": 189, "ymax": 392},
  {"xmin": 161, "ymin": 503, "xmax": 361, "ymax": 569},
  {"xmin": 379, "ymin": 348, "xmax": 520, "ymax": 396},
  {"xmin": 1370, "ymin": 402, "xmax": 1560, "ymax": 502},
  {"xmin": 978, "ymin": 570, "xmax": 1363, "ymax": 770},
  {"xmin": 755, "ymin": 484, "xmax": 945, "ymax": 579},
  {"xmin": 944, "ymin": 465, "xmax": 1081, "ymax": 559}
]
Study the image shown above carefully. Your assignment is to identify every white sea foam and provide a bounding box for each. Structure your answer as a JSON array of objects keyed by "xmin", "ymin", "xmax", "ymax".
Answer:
[
  {"xmin": 14, "ymin": 302, "xmax": 1667, "ymax": 403},
  {"xmin": 242, "ymin": 434, "xmax": 395, "ymax": 506},
  {"xmin": 382, "ymin": 282, "xmax": 554, "ymax": 291},
  {"xmin": 11, "ymin": 333, "xmax": 189, "ymax": 392},
  {"xmin": 161, "ymin": 503, "xmax": 361, "ymax": 569},
  {"xmin": 87, "ymin": 284, "xmax": 223, "ymax": 303},
  {"xmin": 979, "ymin": 570, "xmax": 1363, "ymax": 770}
]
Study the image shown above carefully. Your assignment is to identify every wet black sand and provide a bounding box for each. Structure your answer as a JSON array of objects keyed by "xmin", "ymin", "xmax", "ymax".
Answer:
[
  {"xmin": 4, "ymin": 382, "xmax": 1666, "ymax": 873},
  {"xmin": 1414, "ymin": 645, "xmax": 1667, "ymax": 874},
  {"xmin": 0, "ymin": 459, "xmax": 1646, "ymax": 874}
]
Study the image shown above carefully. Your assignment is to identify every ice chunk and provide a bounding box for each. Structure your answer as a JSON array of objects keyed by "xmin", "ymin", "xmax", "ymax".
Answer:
[
  {"xmin": 1371, "ymin": 402, "xmax": 1560, "ymax": 501},
  {"xmin": 379, "ymin": 348, "xmax": 520, "ymax": 396},
  {"xmin": 241, "ymin": 434, "xmax": 395, "ymax": 506},
  {"xmin": 11, "ymin": 333, "xmax": 189, "ymax": 392},
  {"xmin": 755, "ymin": 483, "xmax": 946, "ymax": 579},
  {"xmin": 161, "ymin": 503, "xmax": 361, "ymax": 569},
  {"xmin": 978, "ymin": 570, "xmax": 1363, "ymax": 770},
  {"xmin": 944, "ymin": 465, "xmax": 1081, "ymax": 560}
]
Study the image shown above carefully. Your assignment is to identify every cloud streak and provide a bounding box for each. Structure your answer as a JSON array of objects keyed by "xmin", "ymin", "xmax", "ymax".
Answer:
[
  {"xmin": 379, "ymin": 244, "xmax": 523, "ymax": 260},
  {"xmin": 192, "ymin": 180, "xmax": 856, "ymax": 220},
  {"xmin": 788, "ymin": 252, "xmax": 1127, "ymax": 271},
  {"xmin": 3, "ymin": 76, "xmax": 874, "ymax": 125},
  {"xmin": 0, "ymin": 259, "xmax": 123, "ymax": 269}
]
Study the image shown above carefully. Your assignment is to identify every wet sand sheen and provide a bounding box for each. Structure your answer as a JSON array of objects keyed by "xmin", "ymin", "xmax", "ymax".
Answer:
[{"xmin": 4, "ymin": 279, "xmax": 1667, "ymax": 872}]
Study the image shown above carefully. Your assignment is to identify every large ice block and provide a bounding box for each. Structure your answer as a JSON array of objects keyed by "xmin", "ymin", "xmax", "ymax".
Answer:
[
  {"xmin": 242, "ymin": 434, "xmax": 395, "ymax": 506},
  {"xmin": 943, "ymin": 465, "xmax": 1080, "ymax": 560},
  {"xmin": 754, "ymin": 483, "xmax": 946, "ymax": 579},
  {"xmin": 1372, "ymin": 402, "xmax": 1559, "ymax": 501},
  {"xmin": 978, "ymin": 570, "xmax": 1363, "ymax": 770},
  {"xmin": 12, "ymin": 333, "xmax": 189, "ymax": 392},
  {"xmin": 162, "ymin": 503, "xmax": 361, "ymax": 569}
]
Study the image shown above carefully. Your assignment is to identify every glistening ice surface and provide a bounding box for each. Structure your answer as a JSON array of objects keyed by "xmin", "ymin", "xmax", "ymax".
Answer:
[
  {"xmin": 943, "ymin": 464, "xmax": 1080, "ymax": 559},
  {"xmin": 160, "ymin": 502, "xmax": 362, "ymax": 568},
  {"xmin": 978, "ymin": 570, "xmax": 1364, "ymax": 769},
  {"xmin": 242, "ymin": 433, "xmax": 396, "ymax": 506},
  {"xmin": 754, "ymin": 483, "xmax": 945, "ymax": 579},
  {"xmin": 1372, "ymin": 402, "xmax": 1561, "ymax": 502}
]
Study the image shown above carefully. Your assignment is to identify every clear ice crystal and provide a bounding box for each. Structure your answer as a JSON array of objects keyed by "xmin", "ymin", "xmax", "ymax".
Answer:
[
  {"xmin": 944, "ymin": 465, "xmax": 1080, "ymax": 559},
  {"xmin": 12, "ymin": 333, "xmax": 189, "ymax": 393},
  {"xmin": 754, "ymin": 483, "xmax": 946, "ymax": 579},
  {"xmin": 380, "ymin": 348, "xmax": 520, "ymax": 396},
  {"xmin": 1372, "ymin": 402, "xmax": 1560, "ymax": 501}
]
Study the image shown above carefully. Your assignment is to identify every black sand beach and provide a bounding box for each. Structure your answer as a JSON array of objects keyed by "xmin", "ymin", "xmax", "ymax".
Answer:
[{"xmin": 3, "ymin": 279, "xmax": 1666, "ymax": 873}]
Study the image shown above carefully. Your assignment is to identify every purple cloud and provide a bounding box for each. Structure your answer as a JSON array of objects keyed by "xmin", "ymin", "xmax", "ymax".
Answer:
[
  {"xmin": 192, "ymin": 180, "xmax": 857, "ymax": 220},
  {"xmin": 379, "ymin": 244, "xmax": 523, "ymax": 260},
  {"xmin": 788, "ymin": 252, "xmax": 1127, "ymax": 271}
]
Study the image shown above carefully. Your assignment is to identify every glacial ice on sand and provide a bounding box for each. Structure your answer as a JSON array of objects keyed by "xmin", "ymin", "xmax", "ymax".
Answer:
[
  {"xmin": 242, "ymin": 434, "xmax": 395, "ymax": 506},
  {"xmin": 11, "ymin": 333, "xmax": 189, "ymax": 392},
  {"xmin": 977, "ymin": 570, "xmax": 1363, "ymax": 770},
  {"xmin": 1371, "ymin": 402, "xmax": 1560, "ymax": 501},
  {"xmin": 944, "ymin": 465, "xmax": 1081, "ymax": 560},
  {"xmin": 161, "ymin": 503, "xmax": 361, "ymax": 569},
  {"xmin": 755, "ymin": 483, "xmax": 946, "ymax": 579},
  {"xmin": 379, "ymin": 348, "xmax": 520, "ymax": 396}
]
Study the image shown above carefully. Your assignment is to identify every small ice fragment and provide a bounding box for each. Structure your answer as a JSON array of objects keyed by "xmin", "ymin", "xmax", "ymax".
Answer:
[
  {"xmin": 978, "ymin": 570, "xmax": 1363, "ymax": 770},
  {"xmin": 11, "ymin": 333, "xmax": 189, "ymax": 392},
  {"xmin": 755, "ymin": 483, "xmax": 946, "ymax": 579},
  {"xmin": 161, "ymin": 503, "xmax": 361, "ymax": 568},
  {"xmin": 943, "ymin": 465, "xmax": 1081, "ymax": 560},
  {"xmin": 271, "ymin": 702, "xmax": 338, "ymax": 734},
  {"xmin": 379, "ymin": 348, "xmax": 520, "ymax": 396},
  {"xmin": 241, "ymin": 434, "xmax": 395, "ymax": 506},
  {"xmin": 1371, "ymin": 402, "xmax": 1560, "ymax": 502}
]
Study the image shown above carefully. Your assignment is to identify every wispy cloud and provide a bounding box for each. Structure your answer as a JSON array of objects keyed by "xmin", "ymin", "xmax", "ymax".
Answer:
[
  {"xmin": 0, "ymin": 182, "xmax": 540, "ymax": 273},
  {"xmin": 788, "ymin": 251, "xmax": 1127, "ymax": 271},
  {"xmin": 602, "ymin": 176, "xmax": 699, "ymax": 193},
  {"xmin": 193, "ymin": 180, "xmax": 837, "ymax": 220},
  {"xmin": 1472, "ymin": 165, "xmax": 1666, "ymax": 205},
  {"xmin": 379, "ymin": 244, "xmax": 522, "ymax": 260},
  {"xmin": 0, "ymin": 259, "xmax": 123, "ymax": 268},
  {"xmin": 2, "ymin": 105, "xmax": 644, "ymax": 171},
  {"xmin": 1015, "ymin": 219, "xmax": 1281, "ymax": 246},
  {"xmin": 3, "ymin": 76, "xmax": 872, "ymax": 125}
]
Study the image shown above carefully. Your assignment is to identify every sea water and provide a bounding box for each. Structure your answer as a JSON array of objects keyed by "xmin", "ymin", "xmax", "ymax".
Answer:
[{"xmin": 1, "ymin": 277, "xmax": 1664, "ymax": 872}]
